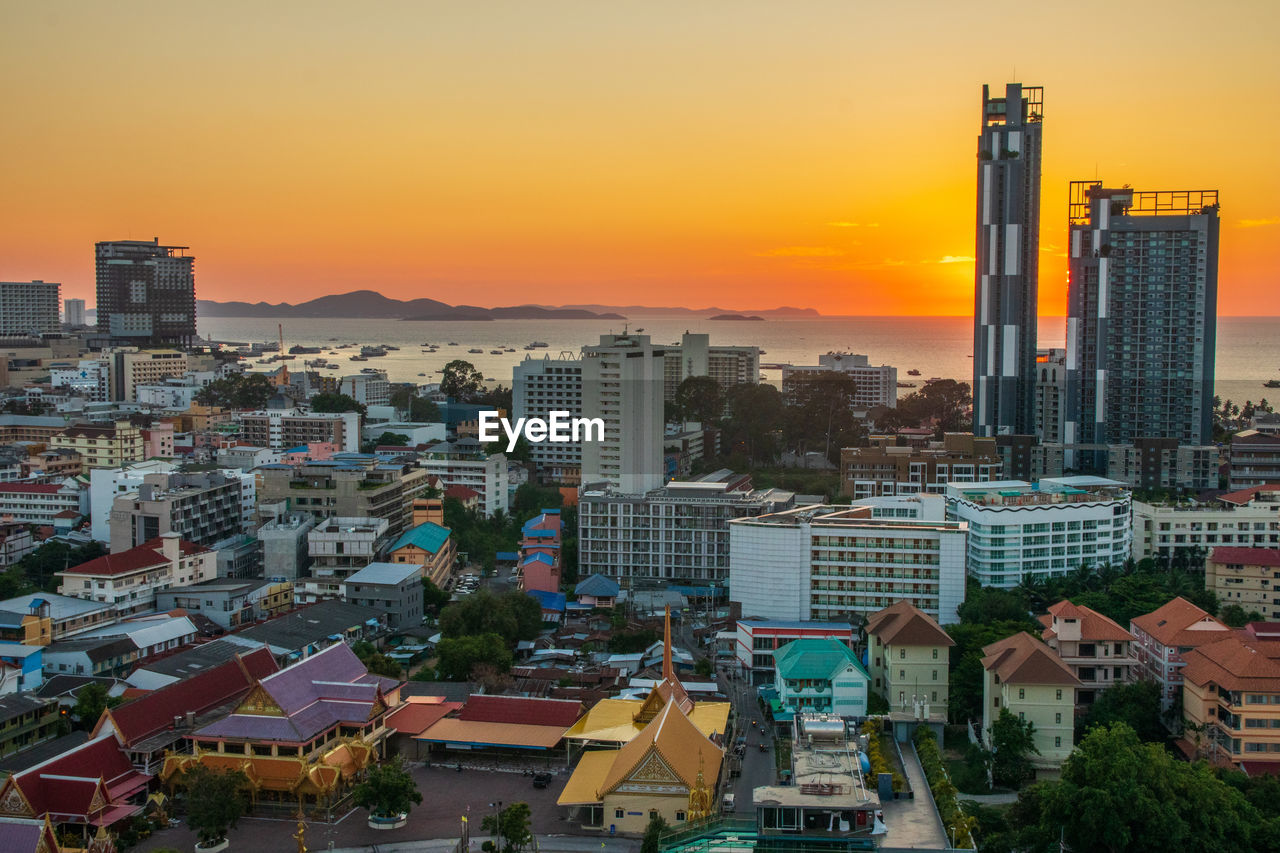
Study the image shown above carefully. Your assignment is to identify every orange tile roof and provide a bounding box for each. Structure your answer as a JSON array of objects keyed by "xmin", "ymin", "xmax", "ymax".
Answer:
[
  {"xmin": 1130, "ymin": 597, "xmax": 1230, "ymax": 648},
  {"xmin": 384, "ymin": 701, "xmax": 462, "ymax": 735},
  {"xmin": 1041, "ymin": 600, "xmax": 1134, "ymax": 643},
  {"xmin": 1216, "ymin": 484, "xmax": 1280, "ymax": 506},
  {"xmin": 1182, "ymin": 636, "xmax": 1280, "ymax": 692},
  {"xmin": 981, "ymin": 632, "xmax": 1080, "ymax": 686},
  {"xmin": 866, "ymin": 600, "xmax": 954, "ymax": 648}
]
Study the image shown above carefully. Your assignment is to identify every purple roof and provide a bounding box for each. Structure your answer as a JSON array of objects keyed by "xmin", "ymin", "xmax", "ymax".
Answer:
[
  {"xmin": 0, "ymin": 819, "xmax": 49, "ymax": 852},
  {"xmin": 259, "ymin": 643, "xmax": 367, "ymax": 714}
]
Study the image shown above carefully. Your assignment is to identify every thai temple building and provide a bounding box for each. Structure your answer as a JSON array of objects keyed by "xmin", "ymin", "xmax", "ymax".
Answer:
[
  {"xmin": 160, "ymin": 642, "xmax": 400, "ymax": 816},
  {"xmin": 563, "ymin": 608, "xmax": 731, "ymax": 749},
  {"xmin": 558, "ymin": 607, "xmax": 726, "ymax": 832}
]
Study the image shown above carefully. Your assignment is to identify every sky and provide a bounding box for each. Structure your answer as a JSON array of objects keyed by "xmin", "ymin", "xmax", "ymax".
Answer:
[{"xmin": 2, "ymin": 1, "xmax": 1278, "ymax": 316}]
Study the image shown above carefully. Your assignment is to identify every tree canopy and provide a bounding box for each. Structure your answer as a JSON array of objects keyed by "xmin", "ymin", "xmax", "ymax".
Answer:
[
  {"xmin": 441, "ymin": 360, "xmax": 485, "ymax": 401},
  {"xmin": 439, "ymin": 588, "xmax": 542, "ymax": 644},
  {"xmin": 673, "ymin": 376, "xmax": 724, "ymax": 426},
  {"xmin": 721, "ymin": 383, "xmax": 785, "ymax": 464},
  {"xmin": 1077, "ymin": 680, "xmax": 1166, "ymax": 744},
  {"xmin": 435, "ymin": 632, "xmax": 513, "ymax": 681},
  {"xmin": 72, "ymin": 681, "xmax": 121, "ymax": 729},
  {"xmin": 352, "ymin": 755, "xmax": 422, "ymax": 819},
  {"xmin": 988, "ymin": 707, "xmax": 1039, "ymax": 788},
  {"xmin": 193, "ymin": 372, "xmax": 275, "ymax": 410},
  {"xmin": 878, "ymin": 378, "xmax": 972, "ymax": 434},
  {"xmin": 309, "ymin": 392, "xmax": 366, "ymax": 416},
  {"xmin": 783, "ymin": 372, "xmax": 868, "ymax": 464},
  {"xmin": 181, "ymin": 765, "xmax": 247, "ymax": 845},
  {"xmin": 481, "ymin": 801, "xmax": 533, "ymax": 853}
]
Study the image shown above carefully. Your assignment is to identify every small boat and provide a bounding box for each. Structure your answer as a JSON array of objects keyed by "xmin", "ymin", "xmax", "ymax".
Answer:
[
  {"xmin": 897, "ymin": 382, "xmax": 917, "ymax": 388},
  {"xmin": 383, "ymin": 345, "xmax": 400, "ymax": 351},
  {"xmin": 418, "ymin": 372, "xmax": 426, "ymax": 377},
  {"xmin": 490, "ymin": 350, "xmax": 502, "ymax": 354},
  {"xmin": 529, "ymin": 341, "xmax": 548, "ymax": 348},
  {"xmin": 468, "ymin": 348, "xmax": 483, "ymax": 354},
  {"xmin": 434, "ymin": 368, "xmax": 445, "ymax": 373},
  {"xmin": 326, "ymin": 364, "xmax": 339, "ymax": 370},
  {"xmin": 448, "ymin": 342, "xmax": 459, "ymax": 346},
  {"xmin": 504, "ymin": 348, "xmax": 515, "ymax": 352},
  {"xmin": 907, "ymin": 369, "xmax": 921, "ymax": 376},
  {"xmin": 1266, "ymin": 380, "xmax": 1280, "ymax": 388},
  {"xmin": 759, "ymin": 350, "xmax": 767, "ymax": 355},
  {"xmin": 349, "ymin": 355, "xmax": 367, "ymax": 362}
]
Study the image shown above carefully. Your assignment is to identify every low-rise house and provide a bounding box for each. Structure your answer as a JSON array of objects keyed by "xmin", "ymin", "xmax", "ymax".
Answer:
[
  {"xmin": 0, "ymin": 480, "xmax": 81, "ymax": 525},
  {"xmin": 41, "ymin": 637, "xmax": 138, "ymax": 678},
  {"xmin": 1180, "ymin": 633, "xmax": 1280, "ymax": 769},
  {"xmin": 0, "ymin": 605, "xmax": 51, "ymax": 646},
  {"xmin": 772, "ymin": 638, "xmax": 869, "ymax": 721},
  {"xmin": 55, "ymin": 534, "xmax": 216, "ymax": 616},
  {"xmin": 981, "ymin": 632, "xmax": 1079, "ymax": 778},
  {"xmin": 387, "ymin": 521, "xmax": 455, "ymax": 588},
  {"xmin": 865, "ymin": 600, "xmax": 954, "ymax": 715},
  {"xmin": 1130, "ymin": 597, "xmax": 1231, "ymax": 711},
  {"xmin": 574, "ymin": 575, "xmax": 620, "ymax": 609},
  {"xmin": 0, "ymin": 524, "xmax": 35, "ymax": 567},
  {"xmin": 1039, "ymin": 600, "xmax": 1138, "ymax": 711},
  {"xmin": 74, "ymin": 614, "xmax": 197, "ymax": 662},
  {"xmin": 0, "ymin": 695, "xmax": 65, "ymax": 761},
  {"xmin": 156, "ymin": 578, "xmax": 294, "ymax": 630},
  {"xmin": 0, "ymin": 594, "xmax": 115, "ymax": 641},
  {"xmin": 734, "ymin": 619, "xmax": 855, "ymax": 687},
  {"xmin": 219, "ymin": 599, "xmax": 387, "ymax": 663},
  {"xmin": 0, "ymin": 644, "xmax": 43, "ymax": 693},
  {"xmin": 341, "ymin": 562, "xmax": 423, "ymax": 629}
]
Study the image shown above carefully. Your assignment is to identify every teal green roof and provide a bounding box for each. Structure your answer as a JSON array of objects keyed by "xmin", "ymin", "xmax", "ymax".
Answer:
[
  {"xmin": 390, "ymin": 521, "xmax": 451, "ymax": 555},
  {"xmin": 773, "ymin": 638, "xmax": 867, "ymax": 680}
]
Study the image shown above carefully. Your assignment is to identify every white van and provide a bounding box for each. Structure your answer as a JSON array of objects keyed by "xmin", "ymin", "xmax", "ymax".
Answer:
[{"xmin": 722, "ymin": 793, "xmax": 735, "ymax": 812}]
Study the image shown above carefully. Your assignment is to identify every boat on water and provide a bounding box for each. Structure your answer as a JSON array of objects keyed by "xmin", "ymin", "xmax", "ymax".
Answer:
[
  {"xmin": 897, "ymin": 382, "xmax": 917, "ymax": 388},
  {"xmin": 1266, "ymin": 380, "xmax": 1280, "ymax": 388},
  {"xmin": 468, "ymin": 348, "xmax": 484, "ymax": 354},
  {"xmin": 448, "ymin": 342, "xmax": 459, "ymax": 346},
  {"xmin": 326, "ymin": 364, "xmax": 339, "ymax": 369},
  {"xmin": 907, "ymin": 369, "xmax": 921, "ymax": 376},
  {"xmin": 489, "ymin": 349, "xmax": 503, "ymax": 354},
  {"xmin": 360, "ymin": 346, "xmax": 387, "ymax": 357},
  {"xmin": 529, "ymin": 341, "xmax": 548, "ymax": 348},
  {"xmin": 418, "ymin": 372, "xmax": 426, "ymax": 376},
  {"xmin": 383, "ymin": 345, "xmax": 400, "ymax": 351},
  {"xmin": 349, "ymin": 355, "xmax": 367, "ymax": 362},
  {"xmin": 504, "ymin": 347, "xmax": 515, "ymax": 352}
]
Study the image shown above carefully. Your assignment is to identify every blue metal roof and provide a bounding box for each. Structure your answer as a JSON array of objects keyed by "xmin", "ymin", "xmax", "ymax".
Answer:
[
  {"xmin": 495, "ymin": 551, "xmax": 519, "ymax": 561},
  {"xmin": 389, "ymin": 522, "xmax": 451, "ymax": 555},
  {"xmin": 526, "ymin": 589, "xmax": 566, "ymax": 612},
  {"xmin": 574, "ymin": 574, "xmax": 620, "ymax": 598}
]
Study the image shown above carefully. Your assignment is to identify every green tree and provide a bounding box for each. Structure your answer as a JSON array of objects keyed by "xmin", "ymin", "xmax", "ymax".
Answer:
[
  {"xmin": 783, "ymin": 372, "xmax": 867, "ymax": 464},
  {"xmin": 481, "ymin": 801, "xmax": 533, "ymax": 853},
  {"xmin": 435, "ymin": 633, "xmax": 513, "ymax": 681},
  {"xmin": 722, "ymin": 383, "xmax": 785, "ymax": 464},
  {"xmin": 1078, "ymin": 680, "xmax": 1166, "ymax": 744},
  {"xmin": 1019, "ymin": 723, "xmax": 1267, "ymax": 853},
  {"xmin": 16, "ymin": 540, "xmax": 107, "ymax": 592},
  {"xmin": 440, "ymin": 589, "xmax": 542, "ymax": 644},
  {"xmin": 351, "ymin": 641, "xmax": 403, "ymax": 679},
  {"xmin": 410, "ymin": 395, "xmax": 441, "ymax": 422},
  {"xmin": 352, "ymin": 755, "xmax": 422, "ymax": 819},
  {"xmin": 309, "ymin": 392, "xmax": 366, "ymax": 416},
  {"xmin": 694, "ymin": 657, "xmax": 713, "ymax": 678},
  {"xmin": 1218, "ymin": 603, "xmax": 1261, "ymax": 628},
  {"xmin": 674, "ymin": 376, "xmax": 724, "ymax": 426},
  {"xmin": 640, "ymin": 813, "xmax": 669, "ymax": 853},
  {"xmin": 422, "ymin": 578, "xmax": 451, "ymax": 614},
  {"xmin": 194, "ymin": 373, "xmax": 275, "ymax": 410},
  {"xmin": 181, "ymin": 765, "xmax": 247, "ymax": 845},
  {"xmin": 988, "ymin": 707, "xmax": 1038, "ymax": 788},
  {"xmin": 72, "ymin": 681, "xmax": 121, "ymax": 729},
  {"xmin": 441, "ymin": 360, "xmax": 485, "ymax": 401},
  {"xmin": 372, "ymin": 431, "xmax": 410, "ymax": 447}
]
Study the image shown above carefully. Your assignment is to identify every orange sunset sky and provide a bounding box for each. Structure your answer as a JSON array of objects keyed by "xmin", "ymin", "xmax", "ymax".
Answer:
[{"xmin": 2, "ymin": 1, "xmax": 1278, "ymax": 316}]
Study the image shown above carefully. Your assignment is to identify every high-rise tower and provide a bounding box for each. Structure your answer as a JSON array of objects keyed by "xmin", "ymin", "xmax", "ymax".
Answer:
[
  {"xmin": 95, "ymin": 239, "xmax": 196, "ymax": 346},
  {"xmin": 973, "ymin": 83, "xmax": 1043, "ymax": 437},
  {"xmin": 1064, "ymin": 183, "xmax": 1219, "ymax": 469}
]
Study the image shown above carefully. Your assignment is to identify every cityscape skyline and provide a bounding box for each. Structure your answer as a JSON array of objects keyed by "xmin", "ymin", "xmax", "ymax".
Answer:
[{"xmin": 2, "ymin": 2, "xmax": 1277, "ymax": 316}]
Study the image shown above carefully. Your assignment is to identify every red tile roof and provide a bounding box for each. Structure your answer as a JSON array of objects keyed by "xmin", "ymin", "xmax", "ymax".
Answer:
[
  {"xmin": 1182, "ymin": 635, "xmax": 1280, "ymax": 692},
  {"xmin": 445, "ymin": 484, "xmax": 481, "ymax": 501},
  {"xmin": 866, "ymin": 600, "xmax": 955, "ymax": 648},
  {"xmin": 981, "ymin": 632, "xmax": 1080, "ymax": 686},
  {"xmin": 1, "ymin": 733, "xmax": 143, "ymax": 823},
  {"xmin": 0, "ymin": 483, "xmax": 64, "ymax": 494},
  {"xmin": 1041, "ymin": 600, "xmax": 1134, "ymax": 643},
  {"xmin": 1131, "ymin": 597, "xmax": 1230, "ymax": 648},
  {"xmin": 1216, "ymin": 484, "xmax": 1280, "ymax": 506},
  {"xmin": 61, "ymin": 537, "xmax": 210, "ymax": 577},
  {"xmin": 99, "ymin": 646, "xmax": 278, "ymax": 747},
  {"xmin": 1211, "ymin": 547, "xmax": 1280, "ymax": 568},
  {"xmin": 458, "ymin": 695, "xmax": 584, "ymax": 728},
  {"xmin": 385, "ymin": 700, "xmax": 463, "ymax": 735}
]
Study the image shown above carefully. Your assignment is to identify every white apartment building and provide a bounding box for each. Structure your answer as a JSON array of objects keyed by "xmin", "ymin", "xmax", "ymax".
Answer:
[
  {"xmin": 340, "ymin": 372, "xmax": 390, "ymax": 407},
  {"xmin": 50, "ymin": 359, "xmax": 112, "ymax": 403},
  {"xmin": 729, "ymin": 494, "xmax": 968, "ymax": 627},
  {"xmin": 300, "ymin": 516, "xmax": 390, "ymax": 603},
  {"xmin": 55, "ymin": 534, "xmax": 217, "ymax": 616},
  {"xmin": 134, "ymin": 382, "xmax": 200, "ymax": 410},
  {"xmin": 1132, "ymin": 485, "xmax": 1280, "ymax": 562},
  {"xmin": 64, "ymin": 298, "xmax": 86, "ymax": 327},
  {"xmin": 946, "ymin": 477, "xmax": 1132, "ymax": 588},
  {"xmin": 238, "ymin": 408, "xmax": 361, "ymax": 453},
  {"xmin": 580, "ymin": 333, "xmax": 664, "ymax": 494},
  {"xmin": 0, "ymin": 281, "xmax": 61, "ymax": 336},
  {"xmin": 419, "ymin": 442, "xmax": 509, "ymax": 516},
  {"xmin": 88, "ymin": 460, "xmax": 255, "ymax": 542},
  {"xmin": 578, "ymin": 471, "xmax": 795, "ymax": 583},
  {"xmin": 661, "ymin": 332, "xmax": 759, "ymax": 402},
  {"xmin": 110, "ymin": 349, "xmax": 188, "ymax": 402},
  {"xmin": 0, "ymin": 479, "xmax": 82, "ymax": 525},
  {"xmin": 781, "ymin": 353, "xmax": 897, "ymax": 410},
  {"xmin": 513, "ymin": 355, "xmax": 583, "ymax": 482}
]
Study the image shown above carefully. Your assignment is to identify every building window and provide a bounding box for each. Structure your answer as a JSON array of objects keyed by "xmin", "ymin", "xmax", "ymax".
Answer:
[
  {"xmin": 1018, "ymin": 688, "xmax": 1025, "ymax": 700},
  {"xmin": 899, "ymin": 670, "xmax": 905, "ymax": 679},
  {"xmin": 676, "ymin": 811, "xmax": 686, "ymax": 822},
  {"xmin": 932, "ymin": 670, "xmax": 938, "ymax": 681},
  {"xmin": 1055, "ymin": 713, "xmax": 1062, "ymax": 724},
  {"xmin": 615, "ymin": 809, "xmax": 624, "ymax": 819},
  {"xmin": 1056, "ymin": 689, "xmax": 1063, "ymax": 701},
  {"xmin": 899, "ymin": 649, "xmax": 906, "ymax": 660},
  {"xmin": 931, "ymin": 691, "xmax": 937, "ymax": 702},
  {"xmin": 932, "ymin": 648, "xmax": 939, "ymax": 659}
]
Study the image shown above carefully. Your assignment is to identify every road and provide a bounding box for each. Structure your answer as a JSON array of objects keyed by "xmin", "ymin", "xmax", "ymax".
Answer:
[{"xmin": 716, "ymin": 670, "xmax": 778, "ymax": 813}]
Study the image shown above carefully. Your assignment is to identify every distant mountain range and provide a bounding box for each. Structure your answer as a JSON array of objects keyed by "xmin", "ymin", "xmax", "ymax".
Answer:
[
  {"xmin": 197, "ymin": 291, "xmax": 625, "ymax": 321},
  {"xmin": 197, "ymin": 290, "xmax": 822, "ymax": 320}
]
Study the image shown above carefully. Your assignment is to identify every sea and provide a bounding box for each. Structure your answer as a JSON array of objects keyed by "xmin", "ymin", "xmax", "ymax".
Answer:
[{"xmin": 196, "ymin": 315, "xmax": 1280, "ymax": 408}]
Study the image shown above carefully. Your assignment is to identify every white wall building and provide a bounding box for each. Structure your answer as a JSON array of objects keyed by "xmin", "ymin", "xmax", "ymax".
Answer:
[
  {"xmin": 781, "ymin": 353, "xmax": 897, "ymax": 410},
  {"xmin": 729, "ymin": 494, "xmax": 968, "ymax": 627},
  {"xmin": 0, "ymin": 479, "xmax": 82, "ymax": 525},
  {"xmin": 88, "ymin": 460, "xmax": 255, "ymax": 542},
  {"xmin": 50, "ymin": 359, "xmax": 112, "ymax": 403},
  {"xmin": 580, "ymin": 333, "xmax": 664, "ymax": 494},
  {"xmin": 419, "ymin": 444, "xmax": 509, "ymax": 516},
  {"xmin": 513, "ymin": 355, "xmax": 584, "ymax": 481},
  {"xmin": 1131, "ymin": 485, "xmax": 1280, "ymax": 562},
  {"xmin": 339, "ymin": 372, "xmax": 390, "ymax": 407},
  {"xmin": 945, "ymin": 477, "xmax": 1132, "ymax": 588}
]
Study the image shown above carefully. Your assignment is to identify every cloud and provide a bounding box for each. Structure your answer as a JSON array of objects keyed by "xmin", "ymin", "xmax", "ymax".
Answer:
[
  {"xmin": 756, "ymin": 246, "xmax": 847, "ymax": 258},
  {"xmin": 827, "ymin": 221, "xmax": 879, "ymax": 228},
  {"xmin": 1239, "ymin": 216, "xmax": 1280, "ymax": 228},
  {"xmin": 936, "ymin": 255, "xmax": 975, "ymax": 264}
]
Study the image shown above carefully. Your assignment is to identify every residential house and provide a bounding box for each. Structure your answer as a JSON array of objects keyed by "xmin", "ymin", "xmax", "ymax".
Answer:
[
  {"xmin": 1180, "ymin": 634, "xmax": 1280, "ymax": 768},
  {"xmin": 341, "ymin": 562, "xmax": 423, "ymax": 630},
  {"xmin": 981, "ymin": 632, "xmax": 1080, "ymax": 778},
  {"xmin": 865, "ymin": 600, "xmax": 954, "ymax": 716},
  {"xmin": 1130, "ymin": 597, "xmax": 1231, "ymax": 712},
  {"xmin": 1206, "ymin": 547, "xmax": 1280, "ymax": 621},
  {"xmin": 772, "ymin": 638, "xmax": 869, "ymax": 721},
  {"xmin": 387, "ymin": 521, "xmax": 455, "ymax": 588},
  {"xmin": 1039, "ymin": 600, "xmax": 1138, "ymax": 711},
  {"xmin": 55, "ymin": 534, "xmax": 216, "ymax": 616}
]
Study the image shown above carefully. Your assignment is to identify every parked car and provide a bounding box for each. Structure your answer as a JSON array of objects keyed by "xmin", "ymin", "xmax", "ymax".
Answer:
[{"xmin": 532, "ymin": 772, "xmax": 553, "ymax": 789}]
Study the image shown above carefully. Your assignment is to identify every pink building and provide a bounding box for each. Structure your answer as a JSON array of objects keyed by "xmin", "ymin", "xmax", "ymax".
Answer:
[
  {"xmin": 1130, "ymin": 596, "xmax": 1231, "ymax": 711},
  {"xmin": 141, "ymin": 423, "xmax": 175, "ymax": 458},
  {"xmin": 518, "ymin": 510, "xmax": 562, "ymax": 594},
  {"xmin": 280, "ymin": 442, "xmax": 339, "ymax": 464}
]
